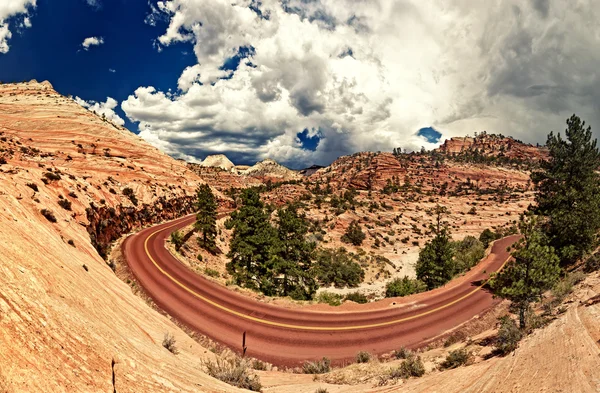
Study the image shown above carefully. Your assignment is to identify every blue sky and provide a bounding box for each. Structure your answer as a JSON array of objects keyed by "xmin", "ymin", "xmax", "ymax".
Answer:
[
  {"xmin": 0, "ymin": 0, "xmax": 194, "ymax": 131},
  {"xmin": 0, "ymin": 1, "xmax": 596, "ymax": 168}
]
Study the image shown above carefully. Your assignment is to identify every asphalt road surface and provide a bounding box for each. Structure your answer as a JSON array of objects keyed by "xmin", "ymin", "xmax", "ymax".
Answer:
[{"xmin": 123, "ymin": 214, "xmax": 517, "ymax": 366}]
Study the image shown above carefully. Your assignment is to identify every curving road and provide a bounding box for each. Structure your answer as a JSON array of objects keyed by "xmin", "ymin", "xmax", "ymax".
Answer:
[{"xmin": 123, "ymin": 213, "xmax": 518, "ymax": 366}]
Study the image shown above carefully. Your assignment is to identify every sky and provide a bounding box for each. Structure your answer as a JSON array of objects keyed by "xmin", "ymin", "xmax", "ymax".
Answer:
[{"xmin": 1, "ymin": 0, "xmax": 600, "ymax": 168}]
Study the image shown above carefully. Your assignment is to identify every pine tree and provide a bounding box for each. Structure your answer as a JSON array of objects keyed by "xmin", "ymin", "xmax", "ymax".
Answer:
[
  {"xmin": 532, "ymin": 114, "xmax": 600, "ymax": 265},
  {"xmin": 416, "ymin": 205, "xmax": 455, "ymax": 289},
  {"xmin": 225, "ymin": 188, "xmax": 279, "ymax": 293},
  {"xmin": 194, "ymin": 184, "xmax": 218, "ymax": 252},
  {"xmin": 271, "ymin": 203, "xmax": 317, "ymax": 300},
  {"xmin": 490, "ymin": 215, "xmax": 560, "ymax": 329}
]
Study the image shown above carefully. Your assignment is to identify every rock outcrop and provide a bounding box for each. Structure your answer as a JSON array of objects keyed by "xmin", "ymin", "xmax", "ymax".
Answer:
[{"xmin": 200, "ymin": 154, "xmax": 235, "ymax": 170}]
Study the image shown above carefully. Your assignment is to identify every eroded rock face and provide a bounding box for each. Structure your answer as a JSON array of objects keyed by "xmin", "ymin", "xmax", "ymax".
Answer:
[
  {"xmin": 86, "ymin": 196, "xmax": 197, "ymax": 258},
  {"xmin": 438, "ymin": 133, "xmax": 548, "ymax": 162}
]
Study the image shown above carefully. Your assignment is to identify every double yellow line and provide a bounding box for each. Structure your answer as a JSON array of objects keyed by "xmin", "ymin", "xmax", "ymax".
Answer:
[{"xmin": 143, "ymin": 219, "xmax": 509, "ymax": 331}]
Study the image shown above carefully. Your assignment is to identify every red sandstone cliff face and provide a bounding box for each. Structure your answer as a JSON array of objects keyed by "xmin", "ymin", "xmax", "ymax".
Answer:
[
  {"xmin": 310, "ymin": 151, "xmax": 531, "ymax": 194},
  {"xmin": 437, "ymin": 133, "xmax": 548, "ymax": 162}
]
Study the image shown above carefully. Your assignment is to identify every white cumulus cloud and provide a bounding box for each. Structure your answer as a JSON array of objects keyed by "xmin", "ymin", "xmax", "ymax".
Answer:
[
  {"xmin": 123, "ymin": 0, "xmax": 600, "ymax": 167},
  {"xmin": 75, "ymin": 96, "xmax": 125, "ymax": 127},
  {"xmin": 81, "ymin": 36, "xmax": 104, "ymax": 50},
  {"xmin": 0, "ymin": 0, "xmax": 36, "ymax": 54}
]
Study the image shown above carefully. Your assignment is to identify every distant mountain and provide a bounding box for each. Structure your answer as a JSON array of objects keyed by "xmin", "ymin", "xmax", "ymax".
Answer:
[
  {"xmin": 242, "ymin": 158, "xmax": 302, "ymax": 181},
  {"xmin": 200, "ymin": 154, "xmax": 235, "ymax": 171},
  {"xmin": 299, "ymin": 164, "xmax": 325, "ymax": 177}
]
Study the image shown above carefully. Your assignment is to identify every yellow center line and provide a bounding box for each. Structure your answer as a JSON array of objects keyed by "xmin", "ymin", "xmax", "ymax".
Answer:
[{"xmin": 143, "ymin": 219, "xmax": 509, "ymax": 331}]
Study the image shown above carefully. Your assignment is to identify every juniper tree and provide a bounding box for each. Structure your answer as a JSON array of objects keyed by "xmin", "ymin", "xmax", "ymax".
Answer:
[
  {"xmin": 341, "ymin": 220, "xmax": 366, "ymax": 246},
  {"xmin": 532, "ymin": 115, "xmax": 600, "ymax": 265},
  {"xmin": 490, "ymin": 215, "xmax": 560, "ymax": 329},
  {"xmin": 194, "ymin": 184, "xmax": 218, "ymax": 252}
]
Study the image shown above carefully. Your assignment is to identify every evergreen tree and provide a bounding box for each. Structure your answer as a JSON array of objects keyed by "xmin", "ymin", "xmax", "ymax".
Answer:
[
  {"xmin": 194, "ymin": 184, "xmax": 218, "ymax": 252},
  {"xmin": 341, "ymin": 220, "xmax": 366, "ymax": 246},
  {"xmin": 490, "ymin": 215, "xmax": 560, "ymax": 329},
  {"xmin": 272, "ymin": 203, "xmax": 317, "ymax": 299},
  {"xmin": 416, "ymin": 205, "xmax": 455, "ymax": 289},
  {"xmin": 225, "ymin": 188, "xmax": 279, "ymax": 293},
  {"xmin": 532, "ymin": 114, "xmax": 600, "ymax": 265}
]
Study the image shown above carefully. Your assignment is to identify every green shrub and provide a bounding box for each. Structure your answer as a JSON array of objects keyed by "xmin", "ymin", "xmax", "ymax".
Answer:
[
  {"xmin": 344, "ymin": 292, "xmax": 368, "ymax": 304},
  {"xmin": 316, "ymin": 292, "xmax": 342, "ymax": 306},
  {"xmin": 341, "ymin": 220, "xmax": 366, "ymax": 246},
  {"xmin": 479, "ymin": 228, "xmax": 500, "ymax": 248},
  {"xmin": 552, "ymin": 271, "xmax": 586, "ymax": 302},
  {"xmin": 303, "ymin": 357, "xmax": 331, "ymax": 374},
  {"xmin": 394, "ymin": 347, "xmax": 412, "ymax": 359},
  {"xmin": 494, "ymin": 316, "xmax": 522, "ymax": 355},
  {"xmin": 315, "ymin": 388, "xmax": 328, "ymax": 393},
  {"xmin": 385, "ymin": 277, "xmax": 426, "ymax": 297},
  {"xmin": 388, "ymin": 354, "xmax": 425, "ymax": 379},
  {"xmin": 203, "ymin": 356, "xmax": 262, "ymax": 391},
  {"xmin": 26, "ymin": 182, "xmax": 38, "ymax": 192},
  {"xmin": 440, "ymin": 349, "xmax": 471, "ymax": 369},
  {"xmin": 355, "ymin": 351, "xmax": 371, "ymax": 363},
  {"xmin": 204, "ymin": 268, "xmax": 220, "ymax": 278},
  {"xmin": 170, "ymin": 230, "xmax": 183, "ymax": 250},
  {"xmin": 313, "ymin": 248, "xmax": 365, "ymax": 288},
  {"xmin": 452, "ymin": 236, "xmax": 485, "ymax": 274}
]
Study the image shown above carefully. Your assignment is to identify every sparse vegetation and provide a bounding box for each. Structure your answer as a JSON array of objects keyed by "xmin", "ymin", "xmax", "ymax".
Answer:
[
  {"xmin": 122, "ymin": 187, "xmax": 138, "ymax": 206},
  {"xmin": 170, "ymin": 230, "xmax": 184, "ymax": 251},
  {"xmin": 380, "ymin": 353, "xmax": 425, "ymax": 384},
  {"xmin": 26, "ymin": 182, "xmax": 38, "ymax": 192},
  {"xmin": 40, "ymin": 209, "xmax": 57, "ymax": 223},
  {"xmin": 203, "ymin": 356, "xmax": 262, "ymax": 391},
  {"xmin": 303, "ymin": 357, "xmax": 331, "ymax": 374},
  {"xmin": 439, "ymin": 348, "xmax": 472, "ymax": 369},
  {"xmin": 355, "ymin": 351, "xmax": 371, "ymax": 363},
  {"xmin": 162, "ymin": 333, "xmax": 178, "ymax": 354},
  {"xmin": 341, "ymin": 220, "xmax": 366, "ymax": 246},
  {"xmin": 316, "ymin": 291, "xmax": 342, "ymax": 306},
  {"xmin": 385, "ymin": 276, "xmax": 426, "ymax": 298},
  {"xmin": 43, "ymin": 171, "xmax": 61, "ymax": 181},
  {"xmin": 57, "ymin": 198, "xmax": 72, "ymax": 210},
  {"xmin": 494, "ymin": 315, "xmax": 522, "ymax": 355},
  {"xmin": 344, "ymin": 291, "xmax": 368, "ymax": 304},
  {"xmin": 204, "ymin": 268, "xmax": 220, "ymax": 278}
]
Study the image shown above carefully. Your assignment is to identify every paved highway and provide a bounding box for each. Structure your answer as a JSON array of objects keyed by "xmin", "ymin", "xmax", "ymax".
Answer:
[{"xmin": 123, "ymin": 214, "xmax": 517, "ymax": 366}]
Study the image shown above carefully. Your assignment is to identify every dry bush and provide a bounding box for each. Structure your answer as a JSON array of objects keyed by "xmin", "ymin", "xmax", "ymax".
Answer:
[
  {"xmin": 303, "ymin": 357, "xmax": 331, "ymax": 374},
  {"xmin": 378, "ymin": 353, "xmax": 425, "ymax": 385},
  {"xmin": 162, "ymin": 332, "xmax": 178, "ymax": 354},
  {"xmin": 202, "ymin": 356, "xmax": 262, "ymax": 391}
]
